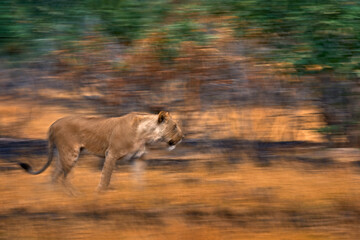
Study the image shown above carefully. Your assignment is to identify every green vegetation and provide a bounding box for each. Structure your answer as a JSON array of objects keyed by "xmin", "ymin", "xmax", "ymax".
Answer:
[
  {"xmin": 2, "ymin": 0, "xmax": 360, "ymax": 76},
  {"xmin": 89, "ymin": 0, "xmax": 171, "ymax": 43},
  {"xmin": 0, "ymin": 0, "xmax": 85, "ymax": 55},
  {"xmin": 204, "ymin": 0, "xmax": 360, "ymax": 76}
]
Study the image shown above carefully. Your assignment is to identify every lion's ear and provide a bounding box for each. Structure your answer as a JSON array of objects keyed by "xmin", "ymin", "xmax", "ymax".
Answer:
[{"xmin": 158, "ymin": 111, "xmax": 169, "ymax": 123}]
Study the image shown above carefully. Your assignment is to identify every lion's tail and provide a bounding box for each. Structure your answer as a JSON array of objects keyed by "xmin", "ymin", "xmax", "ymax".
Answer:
[{"xmin": 19, "ymin": 128, "xmax": 55, "ymax": 175}]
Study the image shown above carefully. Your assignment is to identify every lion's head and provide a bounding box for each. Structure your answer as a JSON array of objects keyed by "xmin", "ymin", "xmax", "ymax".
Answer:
[{"xmin": 158, "ymin": 111, "xmax": 184, "ymax": 150}]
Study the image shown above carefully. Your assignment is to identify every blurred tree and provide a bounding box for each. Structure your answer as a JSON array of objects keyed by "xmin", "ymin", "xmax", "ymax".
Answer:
[
  {"xmin": 1, "ymin": 0, "xmax": 360, "ymax": 75},
  {"xmin": 204, "ymin": 0, "xmax": 360, "ymax": 76}
]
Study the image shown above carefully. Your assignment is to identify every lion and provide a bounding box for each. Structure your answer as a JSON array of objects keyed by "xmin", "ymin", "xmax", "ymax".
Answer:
[{"xmin": 19, "ymin": 111, "xmax": 184, "ymax": 191}]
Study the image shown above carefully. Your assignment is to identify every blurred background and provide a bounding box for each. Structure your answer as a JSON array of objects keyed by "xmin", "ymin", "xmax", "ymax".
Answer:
[{"xmin": 1, "ymin": 1, "xmax": 360, "ymax": 239}]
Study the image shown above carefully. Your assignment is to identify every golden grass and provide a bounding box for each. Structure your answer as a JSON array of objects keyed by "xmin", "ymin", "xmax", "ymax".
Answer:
[
  {"xmin": 0, "ymin": 98, "xmax": 93, "ymax": 139},
  {"xmin": 1, "ymin": 157, "xmax": 360, "ymax": 240},
  {"xmin": 1, "ymin": 98, "xmax": 325, "ymax": 142}
]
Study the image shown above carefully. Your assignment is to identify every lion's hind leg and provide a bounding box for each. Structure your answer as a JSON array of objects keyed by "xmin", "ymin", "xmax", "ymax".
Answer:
[
  {"xmin": 52, "ymin": 145, "xmax": 81, "ymax": 194},
  {"xmin": 52, "ymin": 153, "xmax": 63, "ymax": 184}
]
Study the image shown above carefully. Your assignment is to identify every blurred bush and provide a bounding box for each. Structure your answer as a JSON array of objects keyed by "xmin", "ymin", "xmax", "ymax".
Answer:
[
  {"xmin": 3, "ymin": 0, "xmax": 360, "ymax": 76},
  {"xmin": 1, "ymin": 0, "xmax": 360, "ymax": 145}
]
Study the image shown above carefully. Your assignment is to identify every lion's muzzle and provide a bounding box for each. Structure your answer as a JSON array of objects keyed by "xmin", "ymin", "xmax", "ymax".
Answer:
[{"xmin": 167, "ymin": 134, "xmax": 184, "ymax": 151}]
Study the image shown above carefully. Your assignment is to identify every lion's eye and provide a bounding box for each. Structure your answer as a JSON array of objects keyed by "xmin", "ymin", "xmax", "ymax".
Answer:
[{"xmin": 173, "ymin": 125, "xmax": 177, "ymax": 130}]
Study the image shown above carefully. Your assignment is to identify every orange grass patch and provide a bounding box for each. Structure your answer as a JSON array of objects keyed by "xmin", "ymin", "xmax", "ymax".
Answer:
[{"xmin": 1, "ymin": 157, "xmax": 360, "ymax": 240}]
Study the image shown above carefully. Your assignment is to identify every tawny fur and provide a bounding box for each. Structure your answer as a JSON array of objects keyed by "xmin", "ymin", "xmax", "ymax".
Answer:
[{"xmin": 19, "ymin": 111, "xmax": 183, "ymax": 191}]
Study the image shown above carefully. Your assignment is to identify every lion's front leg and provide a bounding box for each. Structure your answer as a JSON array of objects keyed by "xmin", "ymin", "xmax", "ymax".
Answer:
[
  {"xmin": 97, "ymin": 151, "xmax": 123, "ymax": 191},
  {"xmin": 131, "ymin": 155, "xmax": 147, "ymax": 187}
]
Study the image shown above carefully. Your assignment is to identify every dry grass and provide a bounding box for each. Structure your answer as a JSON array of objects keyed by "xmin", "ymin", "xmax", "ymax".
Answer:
[
  {"xmin": 181, "ymin": 106, "xmax": 325, "ymax": 142},
  {"xmin": 1, "ymin": 155, "xmax": 360, "ymax": 240},
  {"xmin": 0, "ymin": 97, "xmax": 93, "ymax": 139},
  {"xmin": 0, "ymin": 98, "xmax": 325, "ymax": 142}
]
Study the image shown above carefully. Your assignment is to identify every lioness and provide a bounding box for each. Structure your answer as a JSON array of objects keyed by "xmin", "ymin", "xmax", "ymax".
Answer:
[{"xmin": 19, "ymin": 111, "xmax": 184, "ymax": 191}]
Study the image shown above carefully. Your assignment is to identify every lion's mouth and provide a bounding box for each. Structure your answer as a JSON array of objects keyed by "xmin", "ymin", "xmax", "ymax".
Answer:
[{"xmin": 167, "ymin": 140, "xmax": 176, "ymax": 151}]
